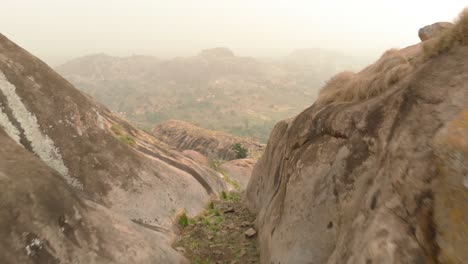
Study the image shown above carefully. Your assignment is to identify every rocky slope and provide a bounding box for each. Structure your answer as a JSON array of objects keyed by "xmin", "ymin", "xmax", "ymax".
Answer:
[
  {"xmin": 0, "ymin": 33, "xmax": 228, "ymax": 263},
  {"xmin": 153, "ymin": 119, "xmax": 265, "ymax": 161},
  {"xmin": 247, "ymin": 10, "xmax": 468, "ymax": 264},
  {"xmin": 56, "ymin": 48, "xmax": 366, "ymax": 142}
]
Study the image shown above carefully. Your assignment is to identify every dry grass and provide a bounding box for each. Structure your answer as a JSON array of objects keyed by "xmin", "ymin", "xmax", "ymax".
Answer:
[
  {"xmin": 423, "ymin": 8, "xmax": 468, "ymax": 60},
  {"xmin": 316, "ymin": 49, "xmax": 413, "ymax": 105}
]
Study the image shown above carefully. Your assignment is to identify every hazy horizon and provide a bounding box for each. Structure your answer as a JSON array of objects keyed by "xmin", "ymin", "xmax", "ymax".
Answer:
[{"xmin": 2, "ymin": 0, "xmax": 467, "ymax": 66}]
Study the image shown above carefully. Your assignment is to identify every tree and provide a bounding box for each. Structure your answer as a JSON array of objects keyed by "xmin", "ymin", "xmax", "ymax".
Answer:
[{"xmin": 232, "ymin": 143, "xmax": 248, "ymax": 159}]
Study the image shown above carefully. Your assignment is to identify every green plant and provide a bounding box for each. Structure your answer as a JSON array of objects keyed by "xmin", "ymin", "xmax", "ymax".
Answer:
[
  {"xmin": 110, "ymin": 124, "xmax": 136, "ymax": 146},
  {"xmin": 221, "ymin": 191, "xmax": 228, "ymax": 200},
  {"xmin": 232, "ymin": 143, "xmax": 248, "ymax": 159},
  {"xmin": 194, "ymin": 258, "xmax": 211, "ymax": 264},
  {"xmin": 178, "ymin": 212, "xmax": 189, "ymax": 228},
  {"xmin": 210, "ymin": 160, "xmax": 241, "ymax": 190}
]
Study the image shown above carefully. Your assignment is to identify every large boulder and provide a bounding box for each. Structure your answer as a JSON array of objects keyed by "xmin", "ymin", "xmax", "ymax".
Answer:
[
  {"xmin": 247, "ymin": 37, "xmax": 468, "ymax": 264},
  {"xmin": 0, "ymin": 33, "xmax": 227, "ymax": 262},
  {"xmin": 418, "ymin": 22, "xmax": 454, "ymax": 41},
  {"xmin": 0, "ymin": 129, "xmax": 185, "ymax": 263}
]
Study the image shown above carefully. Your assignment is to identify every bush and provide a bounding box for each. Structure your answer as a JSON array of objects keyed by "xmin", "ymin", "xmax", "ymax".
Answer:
[
  {"xmin": 232, "ymin": 143, "xmax": 248, "ymax": 159},
  {"xmin": 178, "ymin": 212, "xmax": 189, "ymax": 228},
  {"xmin": 110, "ymin": 124, "xmax": 136, "ymax": 146}
]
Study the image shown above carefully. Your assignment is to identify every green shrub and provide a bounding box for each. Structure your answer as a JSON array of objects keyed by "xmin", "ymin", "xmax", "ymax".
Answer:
[
  {"xmin": 110, "ymin": 124, "xmax": 136, "ymax": 146},
  {"xmin": 221, "ymin": 191, "xmax": 228, "ymax": 200},
  {"xmin": 178, "ymin": 212, "xmax": 189, "ymax": 228},
  {"xmin": 232, "ymin": 143, "xmax": 248, "ymax": 159}
]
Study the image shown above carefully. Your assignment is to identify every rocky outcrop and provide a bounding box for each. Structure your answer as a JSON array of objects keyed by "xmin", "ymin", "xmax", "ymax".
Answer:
[
  {"xmin": 0, "ymin": 33, "xmax": 227, "ymax": 263},
  {"xmin": 0, "ymin": 129, "xmax": 185, "ymax": 263},
  {"xmin": 152, "ymin": 119, "xmax": 265, "ymax": 161},
  {"xmin": 221, "ymin": 159, "xmax": 257, "ymax": 190},
  {"xmin": 247, "ymin": 11, "xmax": 468, "ymax": 264},
  {"xmin": 418, "ymin": 22, "xmax": 454, "ymax": 41}
]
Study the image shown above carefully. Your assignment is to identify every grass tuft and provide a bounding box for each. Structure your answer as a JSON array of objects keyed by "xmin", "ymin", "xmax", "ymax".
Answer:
[
  {"xmin": 110, "ymin": 124, "xmax": 136, "ymax": 146},
  {"xmin": 178, "ymin": 211, "xmax": 189, "ymax": 228},
  {"xmin": 317, "ymin": 49, "xmax": 412, "ymax": 105}
]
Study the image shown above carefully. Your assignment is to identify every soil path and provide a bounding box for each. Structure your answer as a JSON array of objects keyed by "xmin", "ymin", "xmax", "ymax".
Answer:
[{"xmin": 174, "ymin": 192, "xmax": 259, "ymax": 264}]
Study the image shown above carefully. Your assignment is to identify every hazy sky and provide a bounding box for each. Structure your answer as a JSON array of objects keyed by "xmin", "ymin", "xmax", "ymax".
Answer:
[{"xmin": 1, "ymin": 0, "xmax": 467, "ymax": 66}]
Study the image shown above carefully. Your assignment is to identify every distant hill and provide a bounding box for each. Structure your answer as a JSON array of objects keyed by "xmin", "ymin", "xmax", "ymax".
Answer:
[{"xmin": 56, "ymin": 48, "xmax": 367, "ymax": 142}]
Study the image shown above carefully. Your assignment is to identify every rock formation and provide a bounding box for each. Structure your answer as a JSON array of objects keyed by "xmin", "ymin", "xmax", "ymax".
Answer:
[
  {"xmin": 0, "ymin": 33, "xmax": 227, "ymax": 263},
  {"xmin": 153, "ymin": 119, "xmax": 265, "ymax": 161},
  {"xmin": 247, "ymin": 9, "xmax": 468, "ymax": 264},
  {"xmin": 418, "ymin": 22, "xmax": 454, "ymax": 41}
]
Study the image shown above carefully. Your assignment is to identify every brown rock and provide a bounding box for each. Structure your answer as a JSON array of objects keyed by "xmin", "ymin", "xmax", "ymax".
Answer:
[
  {"xmin": 240, "ymin": 221, "xmax": 252, "ymax": 227},
  {"xmin": 418, "ymin": 22, "xmax": 454, "ymax": 41},
  {"xmin": 244, "ymin": 228, "xmax": 257, "ymax": 238},
  {"xmin": 0, "ymin": 33, "xmax": 226, "ymax": 263}
]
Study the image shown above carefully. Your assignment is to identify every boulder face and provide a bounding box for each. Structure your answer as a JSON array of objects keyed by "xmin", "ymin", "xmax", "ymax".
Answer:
[
  {"xmin": 418, "ymin": 22, "xmax": 454, "ymax": 41},
  {"xmin": 152, "ymin": 119, "xmax": 265, "ymax": 161},
  {"xmin": 0, "ymin": 129, "xmax": 185, "ymax": 264},
  {"xmin": 220, "ymin": 158, "xmax": 257, "ymax": 190},
  {"xmin": 247, "ymin": 21, "xmax": 468, "ymax": 264},
  {"xmin": 0, "ymin": 33, "xmax": 227, "ymax": 263}
]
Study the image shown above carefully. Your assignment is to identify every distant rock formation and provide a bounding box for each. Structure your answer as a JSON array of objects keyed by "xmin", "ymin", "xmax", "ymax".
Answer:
[
  {"xmin": 418, "ymin": 22, "xmax": 454, "ymax": 41},
  {"xmin": 247, "ymin": 9, "xmax": 468, "ymax": 264},
  {"xmin": 152, "ymin": 119, "xmax": 265, "ymax": 161},
  {"xmin": 0, "ymin": 33, "xmax": 227, "ymax": 263}
]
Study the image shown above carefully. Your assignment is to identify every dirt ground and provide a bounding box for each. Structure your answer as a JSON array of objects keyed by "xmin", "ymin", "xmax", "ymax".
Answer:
[{"xmin": 173, "ymin": 192, "xmax": 259, "ymax": 264}]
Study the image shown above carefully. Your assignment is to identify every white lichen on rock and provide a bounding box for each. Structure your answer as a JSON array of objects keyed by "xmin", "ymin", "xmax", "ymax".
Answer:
[
  {"xmin": 0, "ymin": 104, "xmax": 21, "ymax": 144},
  {"xmin": 25, "ymin": 238, "xmax": 43, "ymax": 256},
  {"xmin": 0, "ymin": 71, "xmax": 83, "ymax": 189}
]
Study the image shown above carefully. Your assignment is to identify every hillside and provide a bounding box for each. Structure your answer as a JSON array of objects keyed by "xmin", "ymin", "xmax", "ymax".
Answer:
[
  {"xmin": 247, "ymin": 10, "xmax": 468, "ymax": 264},
  {"xmin": 0, "ymin": 33, "xmax": 229, "ymax": 263},
  {"xmin": 56, "ymin": 48, "xmax": 366, "ymax": 142}
]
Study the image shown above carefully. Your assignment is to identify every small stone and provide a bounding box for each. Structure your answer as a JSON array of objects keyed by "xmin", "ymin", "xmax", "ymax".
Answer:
[
  {"xmin": 240, "ymin": 221, "xmax": 251, "ymax": 227},
  {"xmin": 208, "ymin": 235, "xmax": 214, "ymax": 241},
  {"xmin": 224, "ymin": 207, "xmax": 235, "ymax": 213},
  {"xmin": 240, "ymin": 248, "xmax": 247, "ymax": 257},
  {"xmin": 175, "ymin": 247, "xmax": 186, "ymax": 254},
  {"xmin": 244, "ymin": 228, "xmax": 257, "ymax": 238}
]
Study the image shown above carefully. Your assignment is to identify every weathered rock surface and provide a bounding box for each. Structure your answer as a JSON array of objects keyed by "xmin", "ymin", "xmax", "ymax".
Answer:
[
  {"xmin": 418, "ymin": 22, "xmax": 454, "ymax": 41},
  {"xmin": 0, "ymin": 129, "xmax": 185, "ymax": 263},
  {"xmin": 247, "ymin": 38, "xmax": 468, "ymax": 264},
  {"xmin": 0, "ymin": 33, "xmax": 227, "ymax": 263},
  {"xmin": 153, "ymin": 119, "xmax": 265, "ymax": 160},
  {"xmin": 220, "ymin": 158, "xmax": 257, "ymax": 189}
]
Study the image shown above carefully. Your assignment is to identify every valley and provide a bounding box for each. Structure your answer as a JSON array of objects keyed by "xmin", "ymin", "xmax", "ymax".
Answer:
[{"xmin": 56, "ymin": 48, "xmax": 367, "ymax": 143}]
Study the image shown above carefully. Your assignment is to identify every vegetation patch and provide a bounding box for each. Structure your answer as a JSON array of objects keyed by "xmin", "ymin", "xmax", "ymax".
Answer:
[
  {"xmin": 174, "ymin": 192, "xmax": 259, "ymax": 263},
  {"xmin": 110, "ymin": 124, "xmax": 136, "ymax": 146},
  {"xmin": 210, "ymin": 160, "xmax": 241, "ymax": 190},
  {"xmin": 317, "ymin": 49, "xmax": 412, "ymax": 105},
  {"xmin": 232, "ymin": 143, "xmax": 248, "ymax": 159}
]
